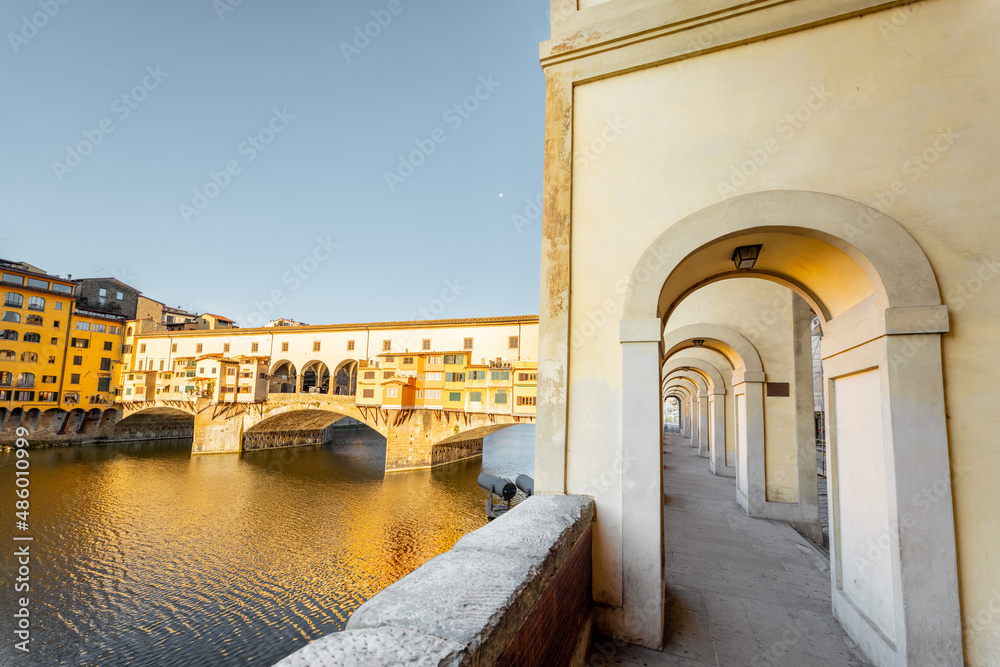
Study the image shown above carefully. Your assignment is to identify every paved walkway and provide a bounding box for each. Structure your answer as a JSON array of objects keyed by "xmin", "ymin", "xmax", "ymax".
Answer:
[{"xmin": 586, "ymin": 437, "xmax": 870, "ymax": 667}]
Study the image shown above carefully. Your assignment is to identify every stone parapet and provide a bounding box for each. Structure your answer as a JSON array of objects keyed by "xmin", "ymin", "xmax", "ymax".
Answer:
[{"xmin": 273, "ymin": 494, "xmax": 595, "ymax": 666}]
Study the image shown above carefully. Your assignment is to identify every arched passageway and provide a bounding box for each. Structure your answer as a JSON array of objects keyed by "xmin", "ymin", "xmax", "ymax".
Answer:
[
  {"xmin": 243, "ymin": 409, "xmax": 375, "ymax": 451},
  {"xmin": 607, "ymin": 191, "xmax": 960, "ymax": 662},
  {"xmin": 269, "ymin": 361, "xmax": 297, "ymax": 394},
  {"xmin": 301, "ymin": 361, "xmax": 330, "ymax": 394},
  {"xmin": 333, "ymin": 360, "xmax": 358, "ymax": 396},
  {"xmin": 115, "ymin": 408, "xmax": 195, "ymax": 441}
]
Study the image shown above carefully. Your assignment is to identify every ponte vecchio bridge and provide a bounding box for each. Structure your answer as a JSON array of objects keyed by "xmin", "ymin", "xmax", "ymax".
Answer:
[{"xmin": 114, "ymin": 315, "xmax": 539, "ymax": 472}]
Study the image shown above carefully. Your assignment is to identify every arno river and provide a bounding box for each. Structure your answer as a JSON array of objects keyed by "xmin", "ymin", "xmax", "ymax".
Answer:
[{"xmin": 0, "ymin": 425, "xmax": 534, "ymax": 666}]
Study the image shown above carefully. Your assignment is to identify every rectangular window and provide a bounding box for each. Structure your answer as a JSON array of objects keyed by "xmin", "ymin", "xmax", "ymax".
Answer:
[
  {"xmin": 445, "ymin": 372, "xmax": 464, "ymax": 382},
  {"xmin": 26, "ymin": 278, "xmax": 49, "ymax": 290},
  {"xmin": 51, "ymin": 338, "xmax": 58, "ymax": 345},
  {"xmin": 347, "ymin": 340, "xmax": 355, "ymax": 351},
  {"xmin": 224, "ymin": 343, "xmax": 231, "ymax": 352},
  {"xmin": 104, "ymin": 341, "xmax": 113, "ymax": 351},
  {"xmin": 490, "ymin": 371, "xmax": 511, "ymax": 381},
  {"xmin": 426, "ymin": 372, "xmax": 442, "ymax": 381},
  {"xmin": 93, "ymin": 323, "xmax": 107, "ymax": 333},
  {"xmin": 364, "ymin": 371, "xmax": 376, "ymax": 380},
  {"xmin": 159, "ymin": 360, "xmax": 164, "ymax": 371},
  {"xmin": 71, "ymin": 338, "xmax": 89, "ymax": 349},
  {"xmin": 416, "ymin": 390, "xmax": 424, "ymax": 399},
  {"xmin": 48, "ymin": 356, "xmax": 55, "ymax": 364},
  {"xmin": 383, "ymin": 371, "xmax": 393, "ymax": 379},
  {"xmin": 140, "ymin": 343, "xmax": 146, "ymax": 353},
  {"xmin": 53, "ymin": 320, "xmax": 60, "ymax": 328},
  {"xmin": 55, "ymin": 303, "xmax": 63, "ymax": 310},
  {"xmin": 39, "ymin": 392, "xmax": 57, "ymax": 402},
  {"xmin": 470, "ymin": 391, "xmax": 482, "ymax": 402},
  {"xmin": 72, "ymin": 356, "xmax": 82, "ymax": 366},
  {"xmin": 100, "ymin": 358, "xmax": 111, "ymax": 371},
  {"xmin": 99, "ymin": 288, "xmax": 107, "ymax": 297},
  {"xmin": 463, "ymin": 337, "xmax": 473, "ymax": 349},
  {"xmin": 70, "ymin": 374, "xmax": 80, "ymax": 384},
  {"xmin": 211, "ymin": 368, "xmax": 217, "ymax": 375},
  {"xmin": 362, "ymin": 389, "xmax": 375, "ymax": 398},
  {"xmin": 443, "ymin": 354, "xmax": 464, "ymax": 365},
  {"xmin": 281, "ymin": 342, "xmax": 289, "ymax": 352},
  {"xmin": 116, "ymin": 291, "xmax": 124, "ymax": 300},
  {"xmin": 386, "ymin": 388, "xmax": 398, "ymax": 398},
  {"xmin": 469, "ymin": 370, "xmax": 486, "ymax": 381},
  {"xmin": 509, "ymin": 336, "xmax": 519, "ymax": 349},
  {"xmin": 384, "ymin": 356, "xmax": 394, "ymax": 363},
  {"xmin": 76, "ymin": 321, "xmax": 91, "ymax": 331},
  {"xmin": 382, "ymin": 340, "xmax": 391, "ymax": 351},
  {"xmin": 1, "ymin": 273, "xmax": 23, "ymax": 285},
  {"xmin": 42, "ymin": 375, "xmax": 56, "ymax": 384},
  {"xmin": 171, "ymin": 343, "xmax": 178, "ymax": 353},
  {"xmin": 517, "ymin": 396, "xmax": 537, "ymax": 406},
  {"xmin": 449, "ymin": 392, "xmax": 461, "ymax": 402},
  {"xmin": 227, "ymin": 367, "xmax": 236, "ymax": 376},
  {"xmin": 422, "ymin": 339, "xmax": 431, "ymax": 351},
  {"xmin": 51, "ymin": 283, "xmax": 72, "ymax": 294},
  {"xmin": 125, "ymin": 388, "xmax": 132, "ymax": 396},
  {"xmin": 97, "ymin": 378, "xmax": 111, "ymax": 392},
  {"xmin": 495, "ymin": 390, "xmax": 508, "ymax": 404},
  {"xmin": 403, "ymin": 357, "xmax": 414, "ymax": 365},
  {"xmin": 426, "ymin": 389, "xmax": 441, "ymax": 399},
  {"xmin": 110, "ymin": 326, "xmax": 120, "ymax": 335},
  {"xmin": 429, "ymin": 356, "xmax": 442, "ymax": 364},
  {"xmin": 313, "ymin": 341, "xmax": 321, "ymax": 351},
  {"xmin": 15, "ymin": 391, "xmax": 34, "ymax": 401},
  {"xmin": 251, "ymin": 342, "xmax": 259, "ymax": 353},
  {"xmin": 196, "ymin": 343, "xmax": 204, "ymax": 353},
  {"xmin": 518, "ymin": 373, "xmax": 538, "ymax": 382}
]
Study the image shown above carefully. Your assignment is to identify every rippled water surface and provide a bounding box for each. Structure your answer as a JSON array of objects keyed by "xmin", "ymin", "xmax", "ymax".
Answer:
[{"xmin": 0, "ymin": 425, "xmax": 534, "ymax": 666}]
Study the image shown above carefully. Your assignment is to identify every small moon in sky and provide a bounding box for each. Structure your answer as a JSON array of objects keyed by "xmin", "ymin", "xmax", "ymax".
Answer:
[{"xmin": 498, "ymin": 193, "xmax": 503, "ymax": 197}]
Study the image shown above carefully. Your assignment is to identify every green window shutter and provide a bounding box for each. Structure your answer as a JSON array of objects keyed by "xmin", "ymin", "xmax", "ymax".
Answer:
[{"xmin": 449, "ymin": 392, "xmax": 461, "ymax": 402}]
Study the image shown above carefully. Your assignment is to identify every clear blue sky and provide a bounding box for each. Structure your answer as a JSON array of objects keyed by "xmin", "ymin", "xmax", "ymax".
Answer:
[{"xmin": 1, "ymin": 0, "xmax": 549, "ymax": 326}]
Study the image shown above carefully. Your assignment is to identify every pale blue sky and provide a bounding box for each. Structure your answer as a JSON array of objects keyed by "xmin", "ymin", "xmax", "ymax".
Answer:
[{"xmin": 1, "ymin": 0, "xmax": 549, "ymax": 326}]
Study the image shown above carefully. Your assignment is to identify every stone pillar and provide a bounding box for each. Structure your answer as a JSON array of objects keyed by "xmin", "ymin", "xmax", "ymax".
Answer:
[
  {"xmin": 734, "ymin": 371, "xmax": 765, "ymax": 514},
  {"xmin": 619, "ymin": 319, "xmax": 664, "ymax": 649},
  {"xmin": 697, "ymin": 391, "xmax": 710, "ymax": 458},
  {"xmin": 708, "ymin": 391, "xmax": 728, "ymax": 476}
]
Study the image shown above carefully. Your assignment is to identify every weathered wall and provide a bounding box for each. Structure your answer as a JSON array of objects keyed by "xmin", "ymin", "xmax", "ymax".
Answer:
[{"xmin": 541, "ymin": 0, "xmax": 998, "ymax": 660}]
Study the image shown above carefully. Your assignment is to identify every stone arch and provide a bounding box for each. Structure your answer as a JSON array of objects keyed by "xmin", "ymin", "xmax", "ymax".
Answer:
[
  {"xmin": 623, "ymin": 190, "xmax": 942, "ymax": 324},
  {"xmin": 269, "ymin": 360, "xmax": 297, "ymax": 394},
  {"xmin": 662, "ymin": 381, "xmax": 694, "ymax": 441},
  {"xmin": 301, "ymin": 360, "xmax": 330, "ymax": 394},
  {"xmin": 617, "ymin": 190, "xmax": 958, "ymax": 661},
  {"xmin": 333, "ymin": 359, "xmax": 359, "ymax": 396},
  {"xmin": 37, "ymin": 408, "xmax": 66, "ymax": 437},
  {"xmin": 115, "ymin": 407, "xmax": 195, "ymax": 440},
  {"xmin": 243, "ymin": 408, "xmax": 380, "ymax": 451},
  {"xmin": 663, "ymin": 370, "xmax": 709, "ymax": 457},
  {"xmin": 663, "ymin": 356, "xmax": 730, "ymax": 476},
  {"xmin": 59, "ymin": 408, "xmax": 85, "ymax": 435}
]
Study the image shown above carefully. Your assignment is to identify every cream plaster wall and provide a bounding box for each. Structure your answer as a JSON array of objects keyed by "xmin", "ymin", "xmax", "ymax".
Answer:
[{"xmin": 566, "ymin": 1, "xmax": 999, "ymax": 659}]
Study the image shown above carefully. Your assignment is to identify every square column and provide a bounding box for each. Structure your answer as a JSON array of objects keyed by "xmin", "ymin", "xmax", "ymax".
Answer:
[{"xmin": 619, "ymin": 318, "xmax": 665, "ymax": 649}]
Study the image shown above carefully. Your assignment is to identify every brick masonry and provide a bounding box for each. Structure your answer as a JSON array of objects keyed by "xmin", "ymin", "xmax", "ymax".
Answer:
[{"xmin": 497, "ymin": 525, "xmax": 593, "ymax": 666}]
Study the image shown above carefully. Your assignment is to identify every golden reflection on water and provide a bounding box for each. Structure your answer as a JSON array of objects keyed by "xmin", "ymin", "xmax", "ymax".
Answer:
[{"xmin": 0, "ymin": 426, "xmax": 534, "ymax": 666}]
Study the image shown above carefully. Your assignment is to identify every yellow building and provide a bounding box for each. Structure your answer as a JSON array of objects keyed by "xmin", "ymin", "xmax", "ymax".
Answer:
[
  {"xmin": 0, "ymin": 260, "xmax": 90, "ymax": 413},
  {"xmin": 65, "ymin": 308, "xmax": 125, "ymax": 409}
]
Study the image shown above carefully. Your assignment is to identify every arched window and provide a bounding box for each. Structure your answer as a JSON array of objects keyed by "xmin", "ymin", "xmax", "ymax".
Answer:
[
  {"xmin": 20, "ymin": 352, "xmax": 37, "ymax": 363},
  {"xmin": 126, "ymin": 326, "xmax": 133, "ymax": 336},
  {"xmin": 25, "ymin": 315, "xmax": 42, "ymax": 326},
  {"xmin": 2, "ymin": 312, "xmax": 20, "ymax": 323},
  {"xmin": 0, "ymin": 350, "xmax": 14, "ymax": 361},
  {"xmin": 16, "ymin": 373, "xmax": 34, "ymax": 388},
  {"xmin": 23, "ymin": 333, "xmax": 40, "ymax": 343},
  {"xmin": 1, "ymin": 330, "xmax": 18, "ymax": 341},
  {"xmin": 0, "ymin": 372, "xmax": 11, "ymax": 386},
  {"xmin": 27, "ymin": 296, "xmax": 44, "ymax": 311},
  {"xmin": 4, "ymin": 293, "xmax": 23, "ymax": 308}
]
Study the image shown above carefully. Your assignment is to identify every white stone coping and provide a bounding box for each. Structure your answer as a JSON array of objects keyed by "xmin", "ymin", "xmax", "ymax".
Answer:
[{"xmin": 272, "ymin": 494, "xmax": 595, "ymax": 667}]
